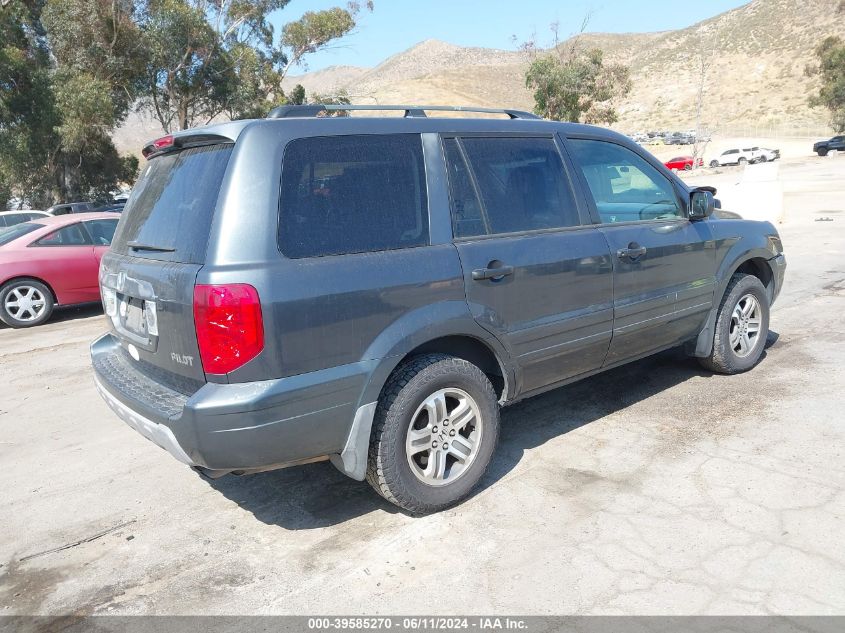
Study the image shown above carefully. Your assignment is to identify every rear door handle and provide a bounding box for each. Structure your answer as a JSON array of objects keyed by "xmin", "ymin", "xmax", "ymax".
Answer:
[
  {"xmin": 472, "ymin": 265, "xmax": 514, "ymax": 281},
  {"xmin": 617, "ymin": 243, "xmax": 647, "ymax": 262}
]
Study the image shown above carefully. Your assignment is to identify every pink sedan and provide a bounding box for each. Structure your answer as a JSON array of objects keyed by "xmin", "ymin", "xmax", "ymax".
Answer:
[{"xmin": 0, "ymin": 212, "xmax": 120, "ymax": 327}]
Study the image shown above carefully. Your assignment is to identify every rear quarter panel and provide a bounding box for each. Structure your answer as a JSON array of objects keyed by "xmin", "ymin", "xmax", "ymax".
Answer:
[{"xmin": 0, "ymin": 243, "xmax": 98, "ymax": 305}]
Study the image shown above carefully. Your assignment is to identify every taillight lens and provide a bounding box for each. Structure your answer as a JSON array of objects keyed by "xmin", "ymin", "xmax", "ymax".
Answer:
[{"xmin": 193, "ymin": 284, "xmax": 264, "ymax": 375}]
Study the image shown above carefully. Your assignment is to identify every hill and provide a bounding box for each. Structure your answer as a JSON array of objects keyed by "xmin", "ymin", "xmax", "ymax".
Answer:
[{"xmin": 114, "ymin": 0, "xmax": 840, "ymax": 155}]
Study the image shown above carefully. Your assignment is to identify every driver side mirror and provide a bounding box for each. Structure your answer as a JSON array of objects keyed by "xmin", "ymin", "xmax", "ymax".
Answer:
[{"xmin": 689, "ymin": 189, "xmax": 715, "ymax": 220}]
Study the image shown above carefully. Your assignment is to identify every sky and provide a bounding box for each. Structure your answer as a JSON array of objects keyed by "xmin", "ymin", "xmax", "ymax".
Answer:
[{"xmin": 271, "ymin": 0, "xmax": 751, "ymax": 74}]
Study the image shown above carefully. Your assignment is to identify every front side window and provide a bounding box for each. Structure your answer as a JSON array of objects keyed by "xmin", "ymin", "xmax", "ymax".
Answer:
[
  {"xmin": 447, "ymin": 136, "xmax": 579, "ymax": 237},
  {"xmin": 279, "ymin": 134, "xmax": 429, "ymax": 258},
  {"xmin": 36, "ymin": 223, "xmax": 89, "ymax": 246},
  {"xmin": 568, "ymin": 139, "xmax": 683, "ymax": 223}
]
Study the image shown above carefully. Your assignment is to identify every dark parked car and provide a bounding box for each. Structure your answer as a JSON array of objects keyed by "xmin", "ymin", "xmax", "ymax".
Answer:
[
  {"xmin": 46, "ymin": 201, "xmax": 96, "ymax": 215},
  {"xmin": 91, "ymin": 105, "xmax": 786, "ymax": 513},
  {"xmin": 813, "ymin": 135, "xmax": 845, "ymax": 156}
]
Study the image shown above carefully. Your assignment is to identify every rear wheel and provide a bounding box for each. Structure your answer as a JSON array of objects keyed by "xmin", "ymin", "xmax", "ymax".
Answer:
[
  {"xmin": 684, "ymin": 163, "xmax": 693, "ymax": 170},
  {"xmin": 699, "ymin": 273, "xmax": 769, "ymax": 374},
  {"xmin": 738, "ymin": 157, "xmax": 748, "ymax": 166},
  {"xmin": 0, "ymin": 279, "xmax": 55, "ymax": 328},
  {"xmin": 366, "ymin": 354, "xmax": 500, "ymax": 514}
]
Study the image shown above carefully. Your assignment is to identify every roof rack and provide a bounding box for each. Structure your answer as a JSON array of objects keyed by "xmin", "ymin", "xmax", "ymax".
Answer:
[{"xmin": 266, "ymin": 104, "xmax": 541, "ymax": 120}]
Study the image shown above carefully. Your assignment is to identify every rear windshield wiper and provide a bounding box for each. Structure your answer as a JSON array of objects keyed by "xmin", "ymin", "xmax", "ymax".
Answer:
[{"xmin": 127, "ymin": 241, "xmax": 176, "ymax": 253}]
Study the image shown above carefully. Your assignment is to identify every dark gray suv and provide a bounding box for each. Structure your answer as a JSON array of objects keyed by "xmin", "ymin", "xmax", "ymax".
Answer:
[{"xmin": 91, "ymin": 105, "xmax": 786, "ymax": 513}]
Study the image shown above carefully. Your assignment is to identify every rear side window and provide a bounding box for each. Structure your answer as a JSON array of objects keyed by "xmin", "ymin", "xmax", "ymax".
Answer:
[
  {"xmin": 449, "ymin": 137, "xmax": 580, "ymax": 236},
  {"xmin": 36, "ymin": 223, "xmax": 89, "ymax": 246},
  {"xmin": 85, "ymin": 219, "xmax": 119, "ymax": 245},
  {"xmin": 279, "ymin": 134, "xmax": 428, "ymax": 258},
  {"xmin": 111, "ymin": 144, "xmax": 233, "ymax": 263}
]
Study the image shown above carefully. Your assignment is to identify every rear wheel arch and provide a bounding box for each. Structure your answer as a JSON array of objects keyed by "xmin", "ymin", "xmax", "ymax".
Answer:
[
  {"xmin": 1, "ymin": 275, "xmax": 59, "ymax": 305},
  {"xmin": 403, "ymin": 335, "xmax": 508, "ymax": 402}
]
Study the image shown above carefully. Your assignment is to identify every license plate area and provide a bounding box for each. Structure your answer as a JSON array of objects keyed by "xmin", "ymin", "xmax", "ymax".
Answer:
[{"xmin": 114, "ymin": 293, "xmax": 158, "ymax": 350}]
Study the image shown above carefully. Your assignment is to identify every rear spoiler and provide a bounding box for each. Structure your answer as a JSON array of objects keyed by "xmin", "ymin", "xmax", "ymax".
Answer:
[{"xmin": 142, "ymin": 133, "xmax": 233, "ymax": 159}]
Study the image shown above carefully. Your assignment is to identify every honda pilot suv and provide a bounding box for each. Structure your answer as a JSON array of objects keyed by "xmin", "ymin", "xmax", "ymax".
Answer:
[{"xmin": 91, "ymin": 105, "xmax": 786, "ymax": 513}]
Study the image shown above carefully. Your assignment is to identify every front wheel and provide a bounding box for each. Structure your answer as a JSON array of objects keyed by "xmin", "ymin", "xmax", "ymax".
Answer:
[
  {"xmin": 684, "ymin": 163, "xmax": 693, "ymax": 170},
  {"xmin": 0, "ymin": 279, "xmax": 55, "ymax": 328},
  {"xmin": 699, "ymin": 273, "xmax": 770, "ymax": 374},
  {"xmin": 817, "ymin": 149, "xmax": 828, "ymax": 157},
  {"xmin": 738, "ymin": 157, "xmax": 748, "ymax": 165},
  {"xmin": 710, "ymin": 160, "xmax": 719, "ymax": 168},
  {"xmin": 366, "ymin": 354, "xmax": 500, "ymax": 513}
]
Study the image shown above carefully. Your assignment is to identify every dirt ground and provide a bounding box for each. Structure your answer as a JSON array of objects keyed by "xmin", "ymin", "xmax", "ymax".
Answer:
[{"xmin": 1, "ymin": 155, "xmax": 844, "ymax": 616}]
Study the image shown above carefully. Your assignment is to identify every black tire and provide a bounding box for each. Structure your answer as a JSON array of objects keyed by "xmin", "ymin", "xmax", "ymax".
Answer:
[
  {"xmin": 738, "ymin": 157, "xmax": 748, "ymax": 165},
  {"xmin": 699, "ymin": 273, "xmax": 770, "ymax": 374},
  {"xmin": 0, "ymin": 278, "xmax": 55, "ymax": 328},
  {"xmin": 758, "ymin": 155, "xmax": 767, "ymax": 163},
  {"xmin": 817, "ymin": 149, "xmax": 828, "ymax": 157},
  {"xmin": 684, "ymin": 163, "xmax": 693, "ymax": 171},
  {"xmin": 709, "ymin": 160, "xmax": 719, "ymax": 168},
  {"xmin": 366, "ymin": 353, "xmax": 500, "ymax": 514}
]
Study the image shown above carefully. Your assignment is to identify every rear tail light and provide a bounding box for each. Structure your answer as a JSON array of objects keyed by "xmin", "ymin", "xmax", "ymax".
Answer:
[{"xmin": 193, "ymin": 284, "xmax": 264, "ymax": 374}]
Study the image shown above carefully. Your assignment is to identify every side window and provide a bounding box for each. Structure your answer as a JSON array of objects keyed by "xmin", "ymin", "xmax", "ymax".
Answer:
[
  {"xmin": 442, "ymin": 138, "xmax": 487, "ymax": 238},
  {"xmin": 36, "ymin": 223, "xmax": 89, "ymax": 246},
  {"xmin": 279, "ymin": 134, "xmax": 429, "ymax": 258},
  {"xmin": 452, "ymin": 137, "xmax": 579, "ymax": 236},
  {"xmin": 51, "ymin": 206, "xmax": 71, "ymax": 216},
  {"xmin": 85, "ymin": 219, "xmax": 118, "ymax": 245},
  {"xmin": 568, "ymin": 139, "xmax": 683, "ymax": 223}
]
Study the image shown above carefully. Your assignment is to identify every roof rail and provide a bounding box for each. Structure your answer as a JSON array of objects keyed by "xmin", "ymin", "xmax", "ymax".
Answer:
[{"xmin": 266, "ymin": 104, "xmax": 542, "ymax": 120}]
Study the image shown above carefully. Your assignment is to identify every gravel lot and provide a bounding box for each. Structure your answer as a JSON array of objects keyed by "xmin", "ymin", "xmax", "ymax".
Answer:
[{"xmin": 1, "ymin": 156, "xmax": 844, "ymax": 616}]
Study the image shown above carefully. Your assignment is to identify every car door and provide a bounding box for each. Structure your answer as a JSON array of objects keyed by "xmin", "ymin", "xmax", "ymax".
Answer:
[
  {"xmin": 30, "ymin": 222, "xmax": 99, "ymax": 303},
  {"xmin": 565, "ymin": 136, "xmax": 716, "ymax": 365},
  {"xmin": 443, "ymin": 135, "xmax": 614, "ymax": 396},
  {"xmin": 84, "ymin": 218, "xmax": 119, "ymax": 263}
]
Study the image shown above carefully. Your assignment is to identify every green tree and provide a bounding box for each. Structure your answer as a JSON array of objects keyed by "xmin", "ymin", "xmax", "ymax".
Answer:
[
  {"xmin": 140, "ymin": 0, "xmax": 370, "ymax": 132},
  {"xmin": 525, "ymin": 45, "xmax": 631, "ymax": 124},
  {"xmin": 807, "ymin": 36, "xmax": 845, "ymax": 132},
  {"xmin": 1, "ymin": 0, "xmax": 142, "ymax": 208},
  {"xmin": 289, "ymin": 84, "xmax": 306, "ymax": 105}
]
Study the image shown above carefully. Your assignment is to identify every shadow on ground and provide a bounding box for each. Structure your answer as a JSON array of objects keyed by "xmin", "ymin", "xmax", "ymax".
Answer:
[
  {"xmin": 206, "ymin": 334, "xmax": 780, "ymax": 530},
  {"xmin": 0, "ymin": 302, "xmax": 102, "ymax": 330}
]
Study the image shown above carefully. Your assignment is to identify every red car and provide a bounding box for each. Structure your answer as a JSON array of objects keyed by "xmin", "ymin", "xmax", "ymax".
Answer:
[
  {"xmin": 664, "ymin": 156, "xmax": 703, "ymax": 171},
  {"xmin": 0, "ymin": 212, "xmax": 119, "ymax": 327}
]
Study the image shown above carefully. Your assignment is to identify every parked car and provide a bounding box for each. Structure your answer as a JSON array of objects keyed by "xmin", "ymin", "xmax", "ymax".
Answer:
[
  {"xmin": 0, "ymin": 213, "xmax": 119, "ymax": 327},
  {"xmin": 664, "ymin": 156, "xmax": 703, "ymax": 171},
  {"xmin": 750, "ymin": 147, "xmax": 780, "ymax": 162},
  {"xmin": 813, "ymin": 135, "xmax": 845, "ymax": 156},
  {"xmin": 46, "ymin": 201, "xmax": 96, "ymax": 215},
  {"xmin": 709, "ymin": 148, "xmax": 756, "ymax": 167},
  {"xmin": 0, "ymin": 210, "xmax": 50, "ymax": 227},
  {"xmin": 664, "ymin": 132, "xmax": 694, "ymax": 146},
  {"xmin": 90, "ymin": 105, "xmax": 786, "ymax": 513}
]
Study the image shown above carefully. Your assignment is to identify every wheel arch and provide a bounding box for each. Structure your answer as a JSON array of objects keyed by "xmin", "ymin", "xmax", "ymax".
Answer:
[
  {"xmin": 0, "ymin": 275, "xmax": 59, "ymax": 305},
  {"xmin": 689, "ymin": 252, "xmax": 776, "ymax": 358}
]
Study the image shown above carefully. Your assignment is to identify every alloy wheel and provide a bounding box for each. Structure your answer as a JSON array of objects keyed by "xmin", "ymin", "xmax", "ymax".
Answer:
[
  {"xmin": 405, "ymin": 388, "xmax": 483, "ymax": 487},
  {"xmin": 729, "ymin": 293, "xmax": 762, "ymax": 357},
  {"xmin": 4, "ymin": 286, "xmax": 47, "ymax": 322}
]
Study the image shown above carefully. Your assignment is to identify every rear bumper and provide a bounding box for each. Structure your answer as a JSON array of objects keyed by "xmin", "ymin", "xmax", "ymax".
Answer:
[{"xmin": 91, "ymin": 332, "xmax": 375, "ymax": 471}]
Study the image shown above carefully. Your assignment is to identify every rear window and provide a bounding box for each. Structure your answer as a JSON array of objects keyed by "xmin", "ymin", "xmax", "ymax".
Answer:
[
  {"xmin": 112, "ymin": 144, "xmax": 233, "ymax": 263},
  {"xmin": 279, "ymin": 134, "xmax": 428, "ymax": 258},
  {"xmin": 0, "ymin": 222, "xmax": 43, "ymax": 246}
]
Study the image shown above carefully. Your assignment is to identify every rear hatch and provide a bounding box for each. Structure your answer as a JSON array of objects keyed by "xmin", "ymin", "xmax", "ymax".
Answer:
[{"xmin": 100, "ymin": 142, "xmax": 234, "ymax": 387}]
